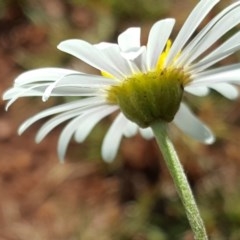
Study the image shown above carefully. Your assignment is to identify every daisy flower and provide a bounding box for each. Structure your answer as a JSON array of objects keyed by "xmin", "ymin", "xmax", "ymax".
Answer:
[{"xmin": 3, "ymin": 0, "xmax": 240, "ymax": 163}]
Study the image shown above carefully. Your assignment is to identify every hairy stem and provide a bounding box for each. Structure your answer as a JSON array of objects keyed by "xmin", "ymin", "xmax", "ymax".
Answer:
[{"xmin": 151, "ymin": 121, "xmax": 208, "ymax": 240}]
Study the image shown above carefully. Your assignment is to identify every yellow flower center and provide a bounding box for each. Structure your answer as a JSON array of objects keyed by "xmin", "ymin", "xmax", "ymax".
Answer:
[{"xmin": 105, "ymin": 40, "xmax": 191, "ymax": 127}]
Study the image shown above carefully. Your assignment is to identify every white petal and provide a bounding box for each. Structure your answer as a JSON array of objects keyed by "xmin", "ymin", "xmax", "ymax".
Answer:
[
  {"xmin": 139, "ymin": 127, "xmax": 154, "ymax": 140},
  {"xmin": 3, "ymin": 84, "xmax": 49, "ymax": 110},
  {"xmin": 134, "ymin": 46, "xmax": 148, "ymax": 72},
  {"xmin": 74, "ymin": 105, "xmax": 118, "ymax": 142},
  {"xmin": 57, "ymin": 105, "xmax": 108, "ymax": 162},
  {"xmin": 165, "ymin": 0, "xmax": 219, "ymax": 66},
  {"xmin": 95, "ymin": 41, "xmax": 141, "ymax": 74},
  {"xmin": 189, "ymin": 45, "xmax": 240, "ymax": 74},
  {"xmin": 120, "ymin": 47, "xmax": 145, "ymax": 61},
  {"xmin": 123, "ymin": 120, "xmax": 138, "ymax": 138},
  {"xmin": 94, "ymin": 42, "xmax": 135, "ymax": 76},
  {"xmin": 191, "ymin": 68, "xmax": 240, "ymax": 86},
  {"xmin": 35, "ymin": 109, "xmax": 83, "ymax": 143},
  {"xmin": 94, "ymin": 42, "xmax": 118, "ymax": 50},
  {"xmin": 58, "ymin": 40, "xmax": 125, "ymax": 79},
  {"xmin": 55, "ymin": 73, "xmax": 115, "ymax": 86},
  {"xmin": 48, "ymin": 87, "xmax": 99, "ymax": 97},
  {"xmin": 194, "ymin": 63, "xmax": 240, "ymax": 78},
  {"xmin": 3, "ymin": 84, "xmax": 98, "ymax": 104},
  {"xmin": 185, "ymin": 86, "xmax": 210, "ymax": 96},
  {"xmin": 4, "ymin": 88, "xmax": 43, "ymax": 101},
  {"xmin": 189, "ymin": 31, "xmax": 240, "ymax": 72},
  {"xmin": 117, "ymin": 28, "xmax": 146, "ymax": 61},
  {"xmin": 146, "ymin": 18, "xmax": 175, "ymax": 70},
  {"xmin": 174, "ymin": 103, "xmax": 215, "ymax": 144},
  {"xmin": 42, "ymin": 73, "xmax": 114, "ymax": 101},
  {"xmin": 18, "ymin": 97, "xmax": 104, "ymax": 135},
  {"xmin": 101, "ymin": 113, "xmax": 128, "ymax": 162},
  {"xmin": 118, "ymin": 27, "xmax": 141, "ymax": 52},
  {"xmin": 209, "ymin": 83, "xmax": 239, "ymax": 100},
  {"xmin": 183, "ymin": 2, "xmax": 240, "ymax": 66},
  {"xmin": 177, "ymin": 1, "xmax": 240, "ymax": 66},
  {"xmin": 14, "ymin": 68, "xmax": 78, "ymax": 86},
  {"xmin": 57, "ymin": 115, "xmax": 84, "ymax": 162}
]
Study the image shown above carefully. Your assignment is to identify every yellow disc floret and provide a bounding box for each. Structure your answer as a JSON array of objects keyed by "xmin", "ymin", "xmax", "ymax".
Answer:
[{"xmin": 105, "ymin": 40, "xmax": 191, "ymax": 128}]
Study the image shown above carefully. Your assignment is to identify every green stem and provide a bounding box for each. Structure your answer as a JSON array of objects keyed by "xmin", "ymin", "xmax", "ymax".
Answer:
[{"xmin": 151, "ymin": 121, "xmax": 208, "ymax": 240}]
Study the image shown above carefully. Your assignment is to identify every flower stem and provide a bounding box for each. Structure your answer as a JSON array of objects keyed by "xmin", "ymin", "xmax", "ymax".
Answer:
[{"xmin": 151, "ymin": 121, "xmax": 208, "ymax": 240}]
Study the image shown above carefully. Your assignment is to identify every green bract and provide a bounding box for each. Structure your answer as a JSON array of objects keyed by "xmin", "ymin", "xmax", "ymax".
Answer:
[{"xmin": 107, "ymin": 68, "xmax": 190, "ymax": 127}]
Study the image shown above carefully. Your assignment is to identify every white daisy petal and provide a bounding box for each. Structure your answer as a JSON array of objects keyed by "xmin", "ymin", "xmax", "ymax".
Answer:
[
  {"xmin": 49, "ymin": 87, "xmax": 99, "ymax": 96},
  {"xmin": 117, "ymin": 27, "xmax": 147, "ymax": 61},
  {"xmin": 190, "ymin": 32, "xmax": 240, "ymax": 72},
  {"xmin": 136, "ymin": 46, "xmax": 148, "ymax": 72},
  {"xmin": 18, "ymin": 97, "xmax": 104, "ymax": 135},
  {"xmin": 57, "ymin": 105, "xmax": 110, "ymax": 162},
  {"xmin": 177, "ymin": 1, "xmax": 240, "ymax": 66},
  {"xmin": 58, "ymin": 40, "xmax": 125, "ymax": 79},
  {"xmin": 185, "ymin": 86, "xmax": 210, "ymax": 97},
  {"xmin": 35, "ymin": 103, "xmax": 110, "ymax": 144},
  {"xmin": 118, "ymin": 27, "xmax": 141, "ymax": 52},
  {"xmin": 101, "ymin": 113, "xmax": 128, "ymax": 162},
  {"xmin": 195, "ymin": 63, "xmax": 240, "ymax": 78},
  {"xmin": 94, "ymin": 42, "xmax": 118, "ymax": 50},
  {"xmin": 4, "ymin": 84, "xmax": 49, "ymax": 110},
  {"xmin": 56, "ymin": 107, "xmax": 115, "ymax": 162},
  {"xmin": 165, "ymin": 0, "xmax": 219, "ymax": 66},
  {"xmin": 190, "ymin": 45, "xmax": 240, "ymax": 73},
  {"xmin": 139, "ymin": 127, "xmax": 154, "ymax": 140},
  {"xmin": 4, "ymin": 85, "xmax": 99, "ymax": 104},
  {"xmin": 74, "ymin": 105, "xmax": 118, "ymax": 143},
  {"xmin": 55, "ymin": 73, "xmax": 116, "ymax": 86},
  {"xmin": 192, "ymin": 68, "xmax": 240, "ymax": 86},
  {"xmin": 14, "ymin": 68, "xmax": 78, "ymax": 86},
  {"xmin": 4, "ymin": 88, "xmax": 44, "ymax": 101},
  {"xmin": 184, "ymin": 2, "xmax": 240, "ymax": 66},
  {"xmin": 123, "ymin": 120, "xmax": 138, "ymax": 138},
  {"xmin": 209, "ymin": 83, "xmax": 239, "ymax": 100},
  {"xmin": 57, "ymin": 116, "xmax": 84, "ymax": 162},
  {"xmin": 94, "ymin": 43, "xmax": 135, "ymax": 76},
  {"xmin": 35, "ymin": 109, "xmax": 83, "ymax": 143},
  {"xmin": 95, "ymin": 41, "xmax": 141, "ymax": 74},
  {"xmin": 120, "ymin": 47, "xmax": 145, "ymax": 61},
  {"xmin": 6, "ymin": 87, "xmax": 99, "ymax": 100},
  {"xmin": 146, "ymin": 18, "xmax": 175, "ymax": 70},
  {"xmin": 174, "ymin": 103, "xmax": 215, "ymax": 144},
  {"xmin": 42, "ymin": 73, "xmax": 115, "ymax": 101},
  {"xmin": 120, "ymin": 46, "xmax": 146, "ymax": 73}
]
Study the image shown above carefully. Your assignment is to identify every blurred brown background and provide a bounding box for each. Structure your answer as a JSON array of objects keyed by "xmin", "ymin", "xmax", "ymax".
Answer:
[{"xmin": 1, "ymin": 0, "xmax": 240, "ymax": 239}]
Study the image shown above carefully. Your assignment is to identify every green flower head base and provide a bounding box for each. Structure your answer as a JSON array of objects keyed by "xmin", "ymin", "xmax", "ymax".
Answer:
[
  {"xmin": 107, "ymin": 68, "xmax": 186, "ymax": 127},
  {"xmin": 3, "ymin": 0, "xmax": 240, "ymax": 162}
]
